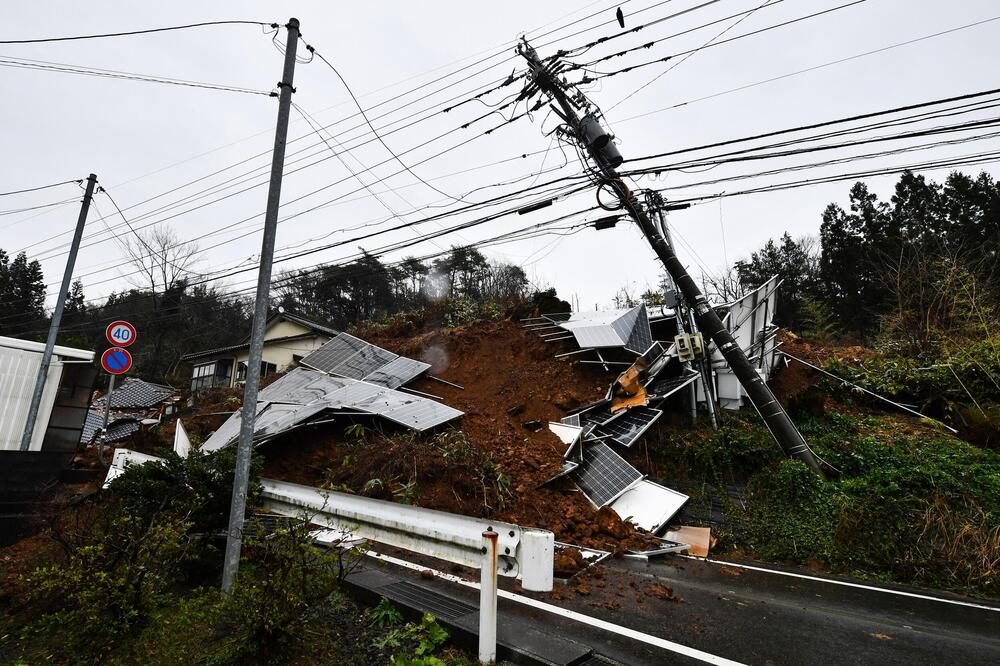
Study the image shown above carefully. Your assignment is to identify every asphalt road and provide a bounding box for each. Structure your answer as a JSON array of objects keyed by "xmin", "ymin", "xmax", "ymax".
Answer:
[{"xmin": 372, "ymin": 548, "xmax": 1000, "ymax": 665}]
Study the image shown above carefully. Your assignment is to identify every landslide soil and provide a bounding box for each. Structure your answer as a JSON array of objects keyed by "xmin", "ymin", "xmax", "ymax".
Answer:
[{"xmin": 259, "ymin": 318, "xmax": 656, "ymax": 552}]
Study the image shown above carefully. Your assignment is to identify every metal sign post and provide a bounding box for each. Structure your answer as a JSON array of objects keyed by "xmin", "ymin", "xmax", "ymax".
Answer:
[{"xmin": 97, "ymin": 322, "xmax": 136, "ymax": 467}]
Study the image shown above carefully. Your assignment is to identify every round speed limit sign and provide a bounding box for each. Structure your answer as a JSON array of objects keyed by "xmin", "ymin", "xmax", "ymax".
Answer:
[{"xmin": 105, "ymin": 320, "xmax": 137, "ymax": 347}]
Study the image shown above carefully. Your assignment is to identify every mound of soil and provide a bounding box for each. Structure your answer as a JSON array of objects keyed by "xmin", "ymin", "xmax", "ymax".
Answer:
[{"xmin": 259, "ymin": 319, "xmax": 656, "ymax": 552}]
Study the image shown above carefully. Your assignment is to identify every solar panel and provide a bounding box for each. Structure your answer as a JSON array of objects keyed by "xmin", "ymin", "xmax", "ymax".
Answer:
[
  {"xmin": 569, "ymin": 441, "xmax": 642, "ymax": 507},
  {"xmin": 299, "ymin": 333, "xmax": 371, "ymax": 374},
  {"xmin": 260, "ymin": 367, "xmax": 354, "ymax": 404},
  {"xmin": 590, "ymin": 406, "xmax": 662, "ymax": 448},
  {"xmin": 580, "ymin": 406, "xmax": 617, "ymax": 428},
  {"xmin": 541, "ymin": 459, "xmax": 580, "ymax": 486},
  {"xmin": 336, "ymin": 344, "xmax": 398, "ymax": 379},
  {"xmin": 646, "ymin": 372, "xmax": 699, "ymax": 399},
  {"xmin": 623, "ymin": 307, "xmax": 653, "ymax": 354},
  {"xmin": 363, "ymin": 356, "xmax": 430, "ymax": 389},
  {"xmin": 610, "ymin": 306, "xmax": 641, "ymax": 345}
]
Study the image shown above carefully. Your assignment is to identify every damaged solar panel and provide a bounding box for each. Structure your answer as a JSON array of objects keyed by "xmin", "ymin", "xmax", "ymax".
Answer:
[
  {"xmin": 363, "ymin": 356, "xmax": 431, "ymax": 389},
  {"xmin": 645, "ymin": 371, "xmax": 700, "ymax": 399},
  {"xmin": 300, "ymin": 333, "xmax": 430, "ymax": 388},
  {"xmin": 201, "ymin": 368, "xmax": 462, "ymax": 451},
  {"xmin": 589, "ymin": 406, "xmax": 662, "ymax": 448},
  {"xmin": 569, "ymin": 441, "xmax": 643, "ymax": 507},
  {"xmin": 543, "ymin": 306, "xmax": 654, "ymax": 354}
]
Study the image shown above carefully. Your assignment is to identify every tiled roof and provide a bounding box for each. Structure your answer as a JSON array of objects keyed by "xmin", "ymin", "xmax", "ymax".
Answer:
[
  {"xmin": 91, "ymin": 378, "xmax": 177, "ymax": 409},
  {"xmin": 80, "ymin": 409, "xmax": 141, "ymax": 444}
]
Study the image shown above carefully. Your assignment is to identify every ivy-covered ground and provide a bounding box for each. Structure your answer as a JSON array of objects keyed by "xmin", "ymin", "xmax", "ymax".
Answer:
[{"xmin": 647, "ymin": 404, "xmax": 1000, "ymax": 599}]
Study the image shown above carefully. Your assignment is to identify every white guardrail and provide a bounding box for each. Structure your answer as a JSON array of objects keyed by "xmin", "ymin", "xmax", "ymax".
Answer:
[
  {"xmin": 261, "ymin": 478, "xmax": 554, "ymax": 664},
  {"xmin": 105, "ymin": 450, "xmax": 554, "ymax": 664}
]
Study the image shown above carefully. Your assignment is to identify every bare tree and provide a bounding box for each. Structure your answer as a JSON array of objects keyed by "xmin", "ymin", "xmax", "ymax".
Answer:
[
  {"xmin": 701, "ymin": 266, "xmax": 745, "ymax": 303},
  {"xmin": 121, "ymin": 226, "xmax": 200, "ymax": 295}
]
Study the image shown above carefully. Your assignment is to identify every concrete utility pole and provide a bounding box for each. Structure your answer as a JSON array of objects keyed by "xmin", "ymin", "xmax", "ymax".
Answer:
[
  {"xmin": 20, "ymin": 173, "xmax": 96, "ymax": 451},
  {"xmin": 518, "ymin": 40, "xmax": 827, "ymax": 475},
  {"xmin": 221, "ymin": 18, "xmax": 300, "ymax": 593}
]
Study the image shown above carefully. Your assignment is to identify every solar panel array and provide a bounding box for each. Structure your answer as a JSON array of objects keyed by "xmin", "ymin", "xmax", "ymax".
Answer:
[
  {"xmin": 570, "ymin": 442, "xmax": 642, "ymax": 507},
  {"xmin": 201, "ymin": 368, "xmax": 463, "ymax": 451},
  {"xmin": 300, "ymin": 333, "xmax": 429, "ymax": 388},
  {"xmin": 590, "ymin": 406, "xmax": 662, "ymax": 448}
]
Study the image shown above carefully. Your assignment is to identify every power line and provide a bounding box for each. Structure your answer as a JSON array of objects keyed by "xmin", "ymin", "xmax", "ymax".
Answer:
[
  {"xmin": 607, "ymin": 0, "xmax": 779, "ymax": 111},
  {"xmin": 576, "ymin": 0, "xmax": 870, "ymax": 84},
  {"xmin": 7, "ymin": 205, "xmax": 603, "ymax": 335},
  {"xmin": 613, "ymin": 14, "xmax": 1000, "ymax": 123},
  {"xmin": 0, "ymin": 19, "xmax": 274, "ymax": 44},
  {"xmin": 25, "ymin": 87, "xmax": 1000, "ymax": 302},
  {"xmin": 0, "ymin": 178, "xmax": 80, "ymax": 197},
  {"xmin": 9, "ymin": 1, "xmax": 680, "ymax": 261},
  {"xmin": 0, "ymin": 55, "xmax": 273, "ymax": 96},
  {"xmin": 301, "ymin": 46, "xmax": 471, "ymax": 206},
  {"xmin": 620, "ymin": 86, "xmax": 1000, "ymax": 164}
]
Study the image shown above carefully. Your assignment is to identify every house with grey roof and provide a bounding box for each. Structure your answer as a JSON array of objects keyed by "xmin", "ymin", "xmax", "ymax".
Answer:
[{"xmin": 179, "ymin": 309, "xmax": 338, "ymax": 392}]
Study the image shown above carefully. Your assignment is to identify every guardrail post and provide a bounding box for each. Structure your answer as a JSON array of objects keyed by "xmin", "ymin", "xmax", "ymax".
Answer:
[{"xmin": 479, "ymin": 530, "xmax": 498, "ymax": 664}]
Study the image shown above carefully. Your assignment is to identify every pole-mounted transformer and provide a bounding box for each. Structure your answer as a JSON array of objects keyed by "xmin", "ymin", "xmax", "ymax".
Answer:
[{"xmin": 517, "ymin": 39, "xmax": 831, "ymax": 476}]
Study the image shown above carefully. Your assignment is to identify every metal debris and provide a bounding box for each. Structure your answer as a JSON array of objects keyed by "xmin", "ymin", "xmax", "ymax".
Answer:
[{"xmin": 201, "ymin": 367, "xmax": 463, "ymax": 452}]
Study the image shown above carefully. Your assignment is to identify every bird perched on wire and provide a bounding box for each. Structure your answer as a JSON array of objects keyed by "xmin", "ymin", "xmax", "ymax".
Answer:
[{"xmin": 616, "ymin": 6, "xmax": 625, "ymax": 28}]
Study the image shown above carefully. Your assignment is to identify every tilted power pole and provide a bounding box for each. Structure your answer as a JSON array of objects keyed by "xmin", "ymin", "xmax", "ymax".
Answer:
[
  {"xmin": 517, "ymin": 40, "xmax": 827, "ymax": 475},
  {"xmin": 20, "ymin": 173, "xmax": 97, "ymax": 451},
  {"xmin": 221, "ymin": 18, "xmax": 301, "ymax": 593}
]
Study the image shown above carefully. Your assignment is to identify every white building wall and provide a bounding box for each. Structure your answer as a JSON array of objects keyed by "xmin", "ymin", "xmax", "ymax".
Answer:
[{"xmin": 0, "ymin": 338, "xmax": 93, "ymax": 451}]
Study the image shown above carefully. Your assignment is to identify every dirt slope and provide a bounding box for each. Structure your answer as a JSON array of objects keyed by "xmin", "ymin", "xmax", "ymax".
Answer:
[{"xmin": 260, "ymin": 319, "xmax": 655, "ymax": 552}]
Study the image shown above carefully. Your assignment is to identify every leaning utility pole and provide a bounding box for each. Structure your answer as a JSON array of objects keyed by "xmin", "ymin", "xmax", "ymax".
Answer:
[
  {"xmin": 19, "ymin": 173, "xmax": 96, "ymax": 451},
  {"xmin": 517, "ymin": 40, "xmax": 827, "ymax": 475},
  {"xmin": 221, "ymin": 18, "xmax": 300, "ymax": 593}
]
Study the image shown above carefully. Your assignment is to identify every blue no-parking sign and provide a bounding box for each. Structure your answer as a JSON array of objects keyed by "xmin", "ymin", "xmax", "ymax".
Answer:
[{"xmin": 101, "ymin": 347, "xmax": 133, "ymax": 375}]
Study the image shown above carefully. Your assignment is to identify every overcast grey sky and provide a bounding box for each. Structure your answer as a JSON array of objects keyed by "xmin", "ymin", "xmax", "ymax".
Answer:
[{"xmin": 3, "ymin": 0, "xmax": 999, "ymax": 312}]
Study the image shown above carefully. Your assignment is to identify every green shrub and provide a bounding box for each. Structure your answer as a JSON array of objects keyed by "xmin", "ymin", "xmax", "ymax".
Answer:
[{"xmin": 216, "ymin": 517, "xmax": 347, "ymax": 661}]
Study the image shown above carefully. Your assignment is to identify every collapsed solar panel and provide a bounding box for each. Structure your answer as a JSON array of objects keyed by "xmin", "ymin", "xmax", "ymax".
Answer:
[
  {"xmin": 645, "ymin": 371, "xmax": 700, "ymax": 399},
  {"xmin": 201, "ymin": 368, "xmax": 462, "ymax": 452},
  {"xmin": 362, "ymin": 356, "xmax": 430, "ymax": 389},
  {"xmin": 589, "ymin": 406, "xmax": 662, "ymax": 448},
  {"xmin": 542, "ymin": 306, "xmax": 653, "ymax": 354},
  {"xmin": 300, "ymin": 333, "xmax": 430, "ymax": 388},
  {"xmin": 569, "ymin": 441, "xmax": 643, "ymax": 507}
]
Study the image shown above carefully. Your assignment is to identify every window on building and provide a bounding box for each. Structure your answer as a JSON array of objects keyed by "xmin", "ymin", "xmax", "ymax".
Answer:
[
  {"xmin": 191, "ymin": 362, "xmax": 216, "ymax": 392},
  {"xmin": 190, "ymin": 359, "xmax": 233, "ymax": 392},
  {"xmin": 236, "ymin": 361, "xmax": 277, "ymax": 383}
]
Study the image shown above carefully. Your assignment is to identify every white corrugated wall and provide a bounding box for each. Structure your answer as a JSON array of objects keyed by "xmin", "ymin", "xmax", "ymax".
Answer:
[{"xmin": 0, "ymin": 345, "xmax": 63, "ymax": 451}]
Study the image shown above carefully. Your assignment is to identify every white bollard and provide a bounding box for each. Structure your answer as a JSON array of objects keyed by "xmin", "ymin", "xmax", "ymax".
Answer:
[
  {"xmin": 518, "ymin": 528, "xmax": 554, "ymax": 592},
  {"xmin": 479, "ymin": 530, "xmax": 499, "ymax": 664}
]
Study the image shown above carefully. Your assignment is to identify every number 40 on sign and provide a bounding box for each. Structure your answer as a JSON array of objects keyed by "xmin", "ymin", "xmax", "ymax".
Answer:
[{"xmin": 106, "ymin": 320, "xmax": 137, "ymax": 347}]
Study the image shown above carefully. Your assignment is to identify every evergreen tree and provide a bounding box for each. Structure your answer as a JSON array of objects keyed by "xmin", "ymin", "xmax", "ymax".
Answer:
[{"xmin": 0, "ymin": 250, "xmax": 47, "ymax": 338}]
